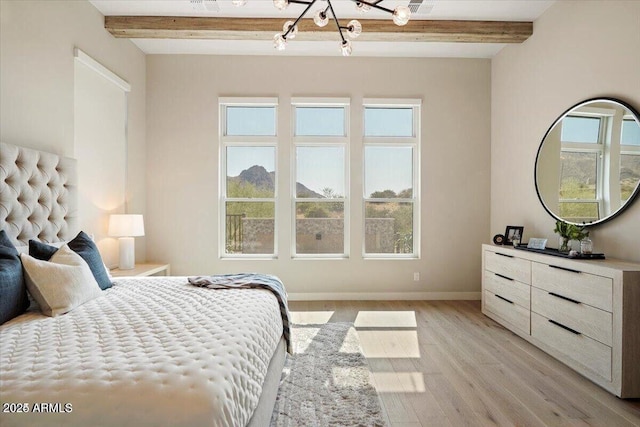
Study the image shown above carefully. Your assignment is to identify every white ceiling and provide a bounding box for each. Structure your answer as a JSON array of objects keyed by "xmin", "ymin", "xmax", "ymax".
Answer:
[{"xmin": 90, "ymin": 0, "xmax": 556, "ymax": 57}]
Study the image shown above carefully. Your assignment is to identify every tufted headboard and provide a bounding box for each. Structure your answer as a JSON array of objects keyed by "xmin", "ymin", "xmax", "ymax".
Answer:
[{"xmin": 0, "ymin": 142, "xmax": 78, "ymax": 248}]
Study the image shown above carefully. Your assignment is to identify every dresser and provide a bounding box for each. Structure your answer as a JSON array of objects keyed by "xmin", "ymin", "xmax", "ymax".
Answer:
[{"xmin": 481, "ymin": 244, "xmax": 640, "ymax": 398}]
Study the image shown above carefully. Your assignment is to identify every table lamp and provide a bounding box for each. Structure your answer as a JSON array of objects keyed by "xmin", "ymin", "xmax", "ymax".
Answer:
[{"xmin": 108, "ymin": 214, "xmax": 145, "ymax": 270}]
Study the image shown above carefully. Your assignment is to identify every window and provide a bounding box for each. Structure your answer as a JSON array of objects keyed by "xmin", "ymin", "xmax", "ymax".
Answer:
[
  {"xmin": 621, "ymin": 118, "xmax": 640, "ymax": 146},
  {"xmin": 558, "ymin": 112, "xmax": 606, "ymax": 222},
  {"xmin": 561, "ymin": 116, "xmax": 601, "ymax": 143},
  {"xmin": 292, "ymin": 99, "xmax": 349, "ymax": 257},
  {"xmin": 220, "ymin": 99, "xmax": 278, "ymax": 257},
  {"xmin": 621, "ymin": 117, "xmax": 640, "ymax": 202},
  {"xmin": 363, "ymin": 100, "xmax": 420, "ymax": 257}
]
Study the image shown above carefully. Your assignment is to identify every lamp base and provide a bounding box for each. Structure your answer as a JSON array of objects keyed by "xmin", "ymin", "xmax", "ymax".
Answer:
[{"xmin": 118, "ymin": 237, "xmax": 135, "ymax": 270}]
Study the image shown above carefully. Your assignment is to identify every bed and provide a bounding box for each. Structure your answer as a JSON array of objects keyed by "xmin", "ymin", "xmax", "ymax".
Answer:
[{"xmin": 0, "ymin": 142, "xmax": 287, "ymax": 427}]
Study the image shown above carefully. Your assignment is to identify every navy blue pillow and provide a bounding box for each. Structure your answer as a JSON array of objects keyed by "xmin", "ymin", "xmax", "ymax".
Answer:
[
  {"xmin": 0, "ymin": 230, "xmax": 29, "ymax": 324},
  {"xmin": 29, "ymin": 231, "xmax": 113, "ymax": 290},
  {"xmin": 28, "ymin": 239, "xmax": 58, "ymax": 260}
]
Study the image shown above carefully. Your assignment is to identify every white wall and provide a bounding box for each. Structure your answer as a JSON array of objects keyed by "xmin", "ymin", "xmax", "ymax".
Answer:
[
  {"xmin": 146, "ymin": 55, "xmax": 491, "ymax": 298},
  {"xmin": 74, "ymin": 59, "xmax": 127, "ymax": 267},
  {"xmin": 0, "ymin": 0, "xmax": 147, "ymax": 261},
  {"xmin": 492, "ymin": 1, "xmax": 640, "ymax": 262}
]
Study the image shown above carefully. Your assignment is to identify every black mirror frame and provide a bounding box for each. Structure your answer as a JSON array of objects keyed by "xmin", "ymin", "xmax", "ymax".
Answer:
[{"xmin": 534, "ymin": 97, "xmax": 640, "ymax": 227}]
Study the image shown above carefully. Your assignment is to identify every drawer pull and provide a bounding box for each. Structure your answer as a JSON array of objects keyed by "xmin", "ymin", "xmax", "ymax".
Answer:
[
  {"xmin": 495, "ymin": 253, "xmax": 514, "ymax": 258},
  {"xmin": 495, "ymin": 294, "xmax": 514, "ymax": 304},
  {"xmin": 549, "ymin": 264, "xmax": 582, "ymax": 274},
  {"xmin": 495, "ymin": 273, "xmax": 514, "ymax": 281},
  {"xmin": 548, "ymin": 292, "xmax": 581, "ymax": 305},
  {"xmin": 548, "ymin": 319, "xmax": 581, "ymax": 335}
]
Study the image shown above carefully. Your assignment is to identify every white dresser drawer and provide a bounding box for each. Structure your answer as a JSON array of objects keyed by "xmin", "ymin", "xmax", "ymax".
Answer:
[
  {"xmin": 482, "ymin": 244, "xmax": 640, "ymax": 397},
  {"xmin": 531, "ymin": 261, "xmax": 612, "ymax": 312},
  {"xmin": 484, "ymin": 270, "xmax": 530, "ymax": 309},
  {"xmin": 484, "ymin": 290, "xmax": 530, "ymax": 334},
  {"xmin": 485, "ymin": 250, "xmax": 531, "ymax": 285},
  {"xmin": 531, "ymin": 287, "xmax": 612, "ymax": 346},
  {"xmin": 531, "ymin": 312, "xmax": 612, "ymax": 381}
]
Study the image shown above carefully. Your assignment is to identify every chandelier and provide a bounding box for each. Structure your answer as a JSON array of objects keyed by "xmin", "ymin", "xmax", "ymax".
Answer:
[{"xmin": 232, "ymin": 0, "xmax": 411, "ymax": 56}]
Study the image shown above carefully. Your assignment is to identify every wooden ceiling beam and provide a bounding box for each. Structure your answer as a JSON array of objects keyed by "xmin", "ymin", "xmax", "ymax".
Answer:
[{"xmin": 105, "ymin": 16, "xmax": 532, "ymax": 43}]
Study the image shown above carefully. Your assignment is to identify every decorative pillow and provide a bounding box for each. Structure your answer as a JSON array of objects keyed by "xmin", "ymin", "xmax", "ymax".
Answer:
[
  {"xmin": 28, "ymin": 239, "xmax": 58, "ymax": 260},
  {"xmin": 20, "ymin": 245, "xmax": 103, "ymax": 317},
  {"xmin": 0, "ymin": 230, "xmax": 29, "ymax": 324},
  {"xmin": 29, "ymin": 231, "xmax": 113, "ymax": 290}
]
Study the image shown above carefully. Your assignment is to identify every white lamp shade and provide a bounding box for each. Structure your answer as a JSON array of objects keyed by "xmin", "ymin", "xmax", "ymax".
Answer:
[{"xmin": 108, "ymin": 214, "xmax": 145, "ymax": 237}]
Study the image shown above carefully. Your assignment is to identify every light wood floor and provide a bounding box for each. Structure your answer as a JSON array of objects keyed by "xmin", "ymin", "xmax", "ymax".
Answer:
[{"xmin": 288, "ymin": 300, "xmax": 640, "ymax": 427}]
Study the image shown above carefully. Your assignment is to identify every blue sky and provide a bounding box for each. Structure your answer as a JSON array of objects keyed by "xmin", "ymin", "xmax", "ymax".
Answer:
[{"xmin": 225, "ymin": 106, "xmax": 415, "ymax": 197}]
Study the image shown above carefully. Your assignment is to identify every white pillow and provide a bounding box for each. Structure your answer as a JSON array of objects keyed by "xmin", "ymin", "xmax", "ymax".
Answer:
[{"xmin": 20, "ymin": 245, "xmax": 103, "ymax": 317}]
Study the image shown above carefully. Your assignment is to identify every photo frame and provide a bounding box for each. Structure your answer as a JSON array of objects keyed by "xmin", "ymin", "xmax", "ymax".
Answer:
[{"xmin": 504, "ymin": 226, "xmax": 524, "ymax": 246}]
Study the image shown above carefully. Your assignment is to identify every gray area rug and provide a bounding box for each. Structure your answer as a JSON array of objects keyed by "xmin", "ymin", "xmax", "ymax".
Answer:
[{"xmin": 271, "ymin": 321, "xmax": 386, "ymax": 427}]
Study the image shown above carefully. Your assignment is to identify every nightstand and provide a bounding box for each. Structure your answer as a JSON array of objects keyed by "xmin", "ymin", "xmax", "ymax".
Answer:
[{"xmin": 110, "ymin": 263, "xmax": 171, "ymax": 278}]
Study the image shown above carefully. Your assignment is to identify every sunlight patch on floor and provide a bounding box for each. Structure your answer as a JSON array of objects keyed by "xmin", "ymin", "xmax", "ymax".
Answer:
[
  {"xmin": 339, "ymin": 326, "xmax": 361, "ymax": 354},
  {"xmin": 357, "ymin": 330, "xmax": 420, "ymax": 358},
  {"xmin": 370, "ymin": 372, "xmax": 426, "ymax": 393},
  {"xmin": 290, "ymin": 311, "xmax": 334, "ymax": 325},
  {"xmin": 331, "ymin": 366, "xmax": 372, "ymax": 388},
  {"xmin": 354, "ymin": 311, "xmax": 417, "ymax": 328},
  {"xmin": 291, "ymin": 327, "xmax": 320, "ymax": 354}
]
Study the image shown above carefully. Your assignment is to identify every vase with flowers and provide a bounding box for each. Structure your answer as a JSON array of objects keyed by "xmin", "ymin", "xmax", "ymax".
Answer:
[{"xmin": 553, "ymin": 220, "xmax": 589, "ymax": 253}]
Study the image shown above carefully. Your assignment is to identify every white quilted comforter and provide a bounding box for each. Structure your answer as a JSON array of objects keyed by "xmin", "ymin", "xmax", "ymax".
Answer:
[{"xmin": 0, "ymin": 277, "xmax": 284, "ymax": 427}]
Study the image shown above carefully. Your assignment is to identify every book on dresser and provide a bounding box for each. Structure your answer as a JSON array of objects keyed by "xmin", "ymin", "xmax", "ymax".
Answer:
[{"xmin": 481, "ymin": 243, "xmax": 640, "ymax": 398}]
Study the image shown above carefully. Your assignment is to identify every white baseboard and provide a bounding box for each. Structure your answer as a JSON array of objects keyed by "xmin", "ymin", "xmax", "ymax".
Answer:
[{"xmin": 288, "ymin": 292, "xmax": 481, "ymax": 301}]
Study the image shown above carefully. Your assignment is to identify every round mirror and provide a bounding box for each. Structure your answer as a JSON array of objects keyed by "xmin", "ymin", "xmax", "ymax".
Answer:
[{"xmin": 535, "ymin": 98, "xmax": 640, "ymax": 226}]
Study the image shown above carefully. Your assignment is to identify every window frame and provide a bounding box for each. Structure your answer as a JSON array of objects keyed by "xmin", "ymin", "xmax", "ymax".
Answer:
[
  {"xmin": 362, "ymin": 98, "xmax": 421, "ymax": 259},
  {"xmin": 558, "ymin": 108, "xmax": 611, "ymax": 222},
  {"xmin": 291, "ymin": 97, "xmax": 350, "ymax": 259},
  {"xmin": 219, "ymin": 97, "xmax": 279, "ymax": 259},
  {"xmin": 620, "ymin": 115, "xmax": 640, "ymax": 203}
]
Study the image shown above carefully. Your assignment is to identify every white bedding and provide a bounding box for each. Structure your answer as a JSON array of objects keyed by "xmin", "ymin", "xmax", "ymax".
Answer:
[{"xmin": 0, "ymin": 277, "xmax": 284, "ymax": 427}]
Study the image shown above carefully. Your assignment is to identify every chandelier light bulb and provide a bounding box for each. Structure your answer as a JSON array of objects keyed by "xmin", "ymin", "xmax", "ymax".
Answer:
[
  {"xmin": 273, "ymin": 0, "xmax": 288, "ymax": 10},
  {"xmin": 273, "ymin": 33, "xmax": 287, "ymax": 51},
  {"xmin": 283, "ymin": 21, "xmax": 298, "ymax": 39},
  {"xmin": 346, "ymin": 20, "xmax": 362, "ymax": 39},
  {"xmin": 266, "ymin": 0, "xmax": 406, "ymax": 56},
  {"xmin": 392, "ymin": 6, "xmax": 411, "ymax": 26},
  {"xmin": 355, "ymin": 2, "xmax": 370, "ymax": 13},
  {"xmin": 313, "ymin": 10, "xmax": 329, "ymax": 27},
  {"xmin": 341, "ymin": 40, "xmax": 352, "ymax": 56},
  {"xmin": 232, "ymin": 0, "xmax": 247, "ymax": 6}
]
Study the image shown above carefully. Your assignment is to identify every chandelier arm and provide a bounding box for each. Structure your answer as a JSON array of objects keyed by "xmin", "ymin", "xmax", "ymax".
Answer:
[
  {"xmin": 349, "ymin": 0, "xmax": 394, "ymax": 15},
  {"xmin": 326, "ymin": 0, "xmax": 346, "ymax": 43},
  {"xmin": 283, "ymin": 0, "xmax": 318, "ymax": 38},
  {"xmin": 288, "ymin": 0, "xmax": 314, "ymax": 5}
]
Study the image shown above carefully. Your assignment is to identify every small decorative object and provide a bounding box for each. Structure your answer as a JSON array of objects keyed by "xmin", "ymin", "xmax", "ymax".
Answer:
[
  {"xmin": 504, "ymin": 226, "xmax": 524, "ymax": 246},
  {"xmin": 569, "ymin": 250, "xmax": 579, "ymax": 258},
  {"xmin": 493, "ymin": 234, "xmax": 505, "ymax": 245},
  {"xmin": 580, "ymin": 236, "xmax": 593, "ymax": 254},
  {"xmin": 553, "ymin": 220, "xmax": 588, "ymax": 253},
  {"xmin": 527, "ymin": 238, "xmax": 548, "ymax": 250}
]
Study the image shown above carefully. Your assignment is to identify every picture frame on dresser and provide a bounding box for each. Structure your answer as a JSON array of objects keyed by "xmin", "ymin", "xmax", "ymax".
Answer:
[{"xmin": 504, "ymin": 225, "xmax": 524, "ymax": 246}]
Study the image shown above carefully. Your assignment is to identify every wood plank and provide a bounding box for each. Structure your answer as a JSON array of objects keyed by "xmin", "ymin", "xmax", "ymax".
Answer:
[
  {"xmin": 104, "ymin": 16, "xmax": 533, "ymax": 43},
  {"xmin": 292, "ymin": 300, "xmax": 640, "ymax": 426},
  {"xmin": 447, "ymin": 301, "xmax": 592, "ymax": 421},
  {"xmin": 458, "ymin": 301, "xmax": 640, "ymax": 426},
  {"xmin": 415, "ymin": 302, "xmax": 547, "ymax": 427}
]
